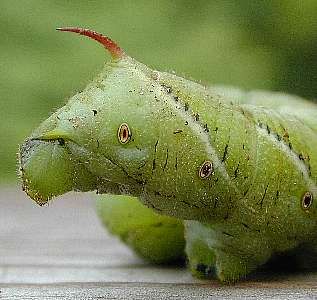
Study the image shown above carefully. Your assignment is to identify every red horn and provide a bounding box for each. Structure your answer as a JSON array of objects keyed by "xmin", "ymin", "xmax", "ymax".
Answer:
[{"xmin": 56, "ymin": 27, "xmax": 124, "ymax": 59}]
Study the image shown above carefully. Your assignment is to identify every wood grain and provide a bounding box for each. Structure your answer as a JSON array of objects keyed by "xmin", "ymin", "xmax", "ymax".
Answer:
[{"xmin": 0, "ymin": 186, "xmax": 316, "ymax": 299}]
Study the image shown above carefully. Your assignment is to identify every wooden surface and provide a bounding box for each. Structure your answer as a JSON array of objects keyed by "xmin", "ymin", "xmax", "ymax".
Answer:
[{"xmin": 0, "ymin": 186, "xmax": 317, "ymax": 299}]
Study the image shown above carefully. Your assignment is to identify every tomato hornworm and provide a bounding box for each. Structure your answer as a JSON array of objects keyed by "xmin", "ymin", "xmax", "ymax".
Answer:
[{"xmin": 19, "ymin": 28, "xmax": 317, "ymax": 282}]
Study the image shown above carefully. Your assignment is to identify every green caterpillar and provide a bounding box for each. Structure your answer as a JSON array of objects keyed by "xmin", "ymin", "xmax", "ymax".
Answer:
[{"xmin": 19, "ymin": 27, "xmax": 317, "ymax": 283}]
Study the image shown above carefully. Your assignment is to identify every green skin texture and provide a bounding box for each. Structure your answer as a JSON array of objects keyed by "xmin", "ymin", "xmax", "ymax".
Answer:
[
  {"xmin": 96, "ymin": 194, "xmax": 185, "ymax": 264},
  {"xmin": 19, "ymin": 39, "xmax": 317, "ymax": 282}
]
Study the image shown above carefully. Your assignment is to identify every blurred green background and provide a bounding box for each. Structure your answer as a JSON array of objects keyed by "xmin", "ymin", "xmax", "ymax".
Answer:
[{"xmin": 1, "ymin": 0, "xmax": 316, "ymax": 183}]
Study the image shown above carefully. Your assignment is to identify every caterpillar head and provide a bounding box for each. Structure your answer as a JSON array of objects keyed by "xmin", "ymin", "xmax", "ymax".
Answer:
[
  {"xmin": 18, "ymin": 28, "xmax": 155, "ymax": 204},
  {"xmin": 18, "ymin": 29, "xmax": 165, "ymax": 204}
]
